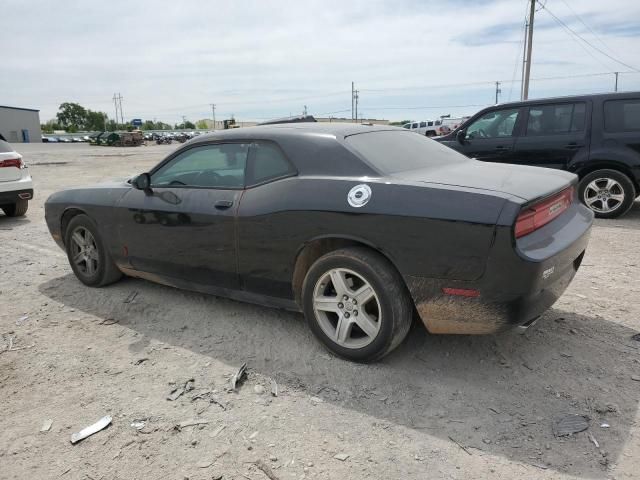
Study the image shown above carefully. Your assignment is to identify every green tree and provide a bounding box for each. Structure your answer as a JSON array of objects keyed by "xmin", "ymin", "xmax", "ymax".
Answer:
[
  {"xmin": 195, "ymin": 120, "xmax": 208, "ymax": 129},
  {"xmin": 141, "ymin": 120, "xmax": 156, "ymax": 130},
  {"xmin": 389, "ymin": 119, "xmax": 411, "ymax": 126},
  {"xmin": 85, "ymin": 110, "xmax": 108, "ymax": 131},
  {"xmin": 184, "ymin": 120, "xmax": 196, "ymax": 129},
  {"xmin": 56, "ymin": 102, "xmax": 88, "ymax": 131}
]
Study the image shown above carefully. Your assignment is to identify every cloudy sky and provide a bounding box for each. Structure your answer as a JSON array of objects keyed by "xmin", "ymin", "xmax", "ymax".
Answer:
[{"xmin": 2, "ymin": 0, "xmax": 640, "ymax": 124}]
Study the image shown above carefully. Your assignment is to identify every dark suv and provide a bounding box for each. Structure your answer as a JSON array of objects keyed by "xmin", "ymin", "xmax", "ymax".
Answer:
[{"xmin": 436, "ymin": 92, "xmax": 640, "ymax": 218}]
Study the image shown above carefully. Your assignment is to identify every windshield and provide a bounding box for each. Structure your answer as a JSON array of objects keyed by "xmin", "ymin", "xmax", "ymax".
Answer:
[{"xmin": 345, "ymin": 130, "xmax": 468, "ymax": 174}]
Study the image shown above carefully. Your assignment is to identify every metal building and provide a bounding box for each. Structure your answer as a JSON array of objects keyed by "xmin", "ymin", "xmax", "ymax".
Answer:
[{"xmin": 0, "ymin": 105, "xmax": 42, "ymax": 143}]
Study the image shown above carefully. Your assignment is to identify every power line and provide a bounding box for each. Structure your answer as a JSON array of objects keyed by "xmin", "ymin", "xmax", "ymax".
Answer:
[
  {"xmin": 557, "ymin": 0, "xmax": 619, "ymax": 58},
  {"xmin": 537, "ymin": 1, "xmax": 640, "ymax": 72}
]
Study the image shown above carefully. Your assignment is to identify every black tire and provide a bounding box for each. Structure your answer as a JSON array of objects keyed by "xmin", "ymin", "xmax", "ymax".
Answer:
[
  {"xmin": 301, "ymin": 247, "xmax": 413, "ymax": 362},
  {"xmin": 2, "ymin": 199, "xmax": 28, "ymax": 217},
  {"xmin": 578, "ymin": 169, "xmax": 636, "ymax": 219},
  {"xmin": 425, "ymin": 131, "xmax": 436, "ymax": 137},
  {"xmin": 64, "ymin": 214, "xmax": 122, "ymax": 287}
]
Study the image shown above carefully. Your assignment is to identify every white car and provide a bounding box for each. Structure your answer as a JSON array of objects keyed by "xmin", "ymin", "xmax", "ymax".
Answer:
[
  {"xmin": 0, "ymin": 139, "xmax": 33, "ymax": 217},
  {"xmin": 402, "ymin": 120, "xmax": 443, "ymax": 137}
]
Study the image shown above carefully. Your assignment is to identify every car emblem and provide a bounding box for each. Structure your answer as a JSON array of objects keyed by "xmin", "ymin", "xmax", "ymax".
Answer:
[
  {"xmin": 348, "ymin": 184, "xmax": 372, "ymax": 208},
  {"xmin": 542, "ymin": 266, "xmax": 555, "ymax": 280}
]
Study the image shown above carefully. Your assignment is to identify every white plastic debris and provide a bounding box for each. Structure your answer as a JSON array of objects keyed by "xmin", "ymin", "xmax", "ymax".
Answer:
[{"xmin": 70, "ymin": 416, "xmax": 112, "ymax": 444}]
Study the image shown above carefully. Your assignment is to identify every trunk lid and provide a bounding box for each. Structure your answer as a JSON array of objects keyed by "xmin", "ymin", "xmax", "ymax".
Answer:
[{"xmin": 393, "ymin": 160, "xmax": 576, "ymax": 203}]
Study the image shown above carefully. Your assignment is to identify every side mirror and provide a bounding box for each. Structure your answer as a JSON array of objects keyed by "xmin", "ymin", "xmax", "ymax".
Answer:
[
  {"xmin": 132, "ymin": 173, "xmax": 152, "ymax": 192},
  {"xmin": 456, "ymin": 129, "xmax": 466, "ymax": 144}
]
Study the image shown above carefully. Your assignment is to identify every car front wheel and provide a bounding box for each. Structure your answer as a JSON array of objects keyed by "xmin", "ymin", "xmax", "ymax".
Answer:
[
  {"xmin": 578, "ymin": 169, "xmax": 636, "ymax": 218},
  {"xmin": 301, "ymin": 247, "xmax": 413, "ymax": 362},
  {"xmin": 65, "ymin": 214, "xmax": 122, "ymax": 287}
]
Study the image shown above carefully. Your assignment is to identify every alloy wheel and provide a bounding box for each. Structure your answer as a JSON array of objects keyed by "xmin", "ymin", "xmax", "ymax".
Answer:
[
  {"xmin": 312, "ymin": 268, "xmax": 382, "ymax": 349},
  {"xmin": 70, "ymin": 226, "xmax": 99, "ymax": 276},
  {"xmin": 583, "ymin": 177, "xmax": 625, "ymax": 214}
]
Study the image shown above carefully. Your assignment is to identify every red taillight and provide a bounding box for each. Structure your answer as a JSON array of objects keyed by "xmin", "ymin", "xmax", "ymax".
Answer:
[
  {"xmin": 0, "ymin": 158, "xmax": 23, "ymax": 169},
  {"xmin": 515, "ymin": 186, "xmax": 574, "ymax": 238}
]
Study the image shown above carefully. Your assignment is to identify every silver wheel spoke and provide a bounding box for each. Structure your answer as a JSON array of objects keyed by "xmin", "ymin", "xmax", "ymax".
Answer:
[
  {"xmin": 610, "ymin": 193, "xmax": 624, "ymax": 203},
  {"xmin": 87, "ymin": 249, "xmax": 99, "ymax": 261},
  {"xmin": 354, "ymin": 285, "xmax": 374, "ymax": 305},
  {"xmin": 601, "ymin": 198, "xmax": 610, "ymax": 211},
  {"xmin": 72, "ymin": 252, "xmax": 84, "ymax": 265},
  {"xmin": 329, "ymin": 270, "xmax": 349, "ymax": 297},
  {"xmin": 605, "ymin": 179, "xmax": 617, "ymax": 190},
  {"xmin": 585, "ymin": 196, "xmax": 598, "ymax": 206},
  {"xmin": 72, "ymin": 231, "xmax": 86, "ymax": 248},
  {"xmin": 86, "ymin": 259, "xmax": 95, "ymax": 275},
  {"xmin": 335, "ymin": 315, "xmax": 351, "ymax": 344},
  {"xmin": 314, "ymin": 296, "xmax": 340, "ymax": 313},
  {"xmin": 353, "ymin": 311, "xmax": 379, "ymax": 338}
]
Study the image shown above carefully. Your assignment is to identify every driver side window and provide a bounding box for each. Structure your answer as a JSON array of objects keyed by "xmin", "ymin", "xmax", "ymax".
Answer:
[
  {"xmin": 466, "ymin": 108, "xmax": 520, "ymax": 140},
  {"xmin": 151, "ymin": 143, "xmax": 249, "ymax": 188}
]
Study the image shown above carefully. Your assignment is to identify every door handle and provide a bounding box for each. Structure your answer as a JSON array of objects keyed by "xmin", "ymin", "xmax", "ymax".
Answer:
[
  {"xmin": 564, "ymin": 143, "xmax": 582, "ymax": 150},
  {"xmin": 495, "ymin": 146, "xmax": 509, "ymax": 153},
  {"xmin": 214, "ymin": 200, "xmax": 234, "ymax": 209}
]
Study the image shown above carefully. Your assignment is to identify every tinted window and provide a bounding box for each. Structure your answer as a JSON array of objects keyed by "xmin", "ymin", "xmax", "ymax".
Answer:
[
  {"xmin": 419, "ymin": 122, "xmax": 427, "ymax": 128},
  {"xmin": 151, "ymin": 143, "xmax": 249, "ymax": 188},
  {"xmin": 402, "ymin": 124, "xmax": 410, "ymax": 129},
  {"xmin": 248, "ymin": 142, "xmax": 295, "ymax": 185},
  {"xmin": 427, "ymin": 121, "xmax": 433, "ymax": 126},
  {"xmin": 0, "ymin": 140, "xmax": 13, "ymax": 153},
  {"xmin": 604, "ymin": 99, "xmax": 640, "ymax": 132},
  {"xmin": 465, "ymin": 108, "xmax": 520, "ymax": 139},
  {"xmin": 345, "ymin": 130, "xmax": 467, "ymax": 174},
  {"xmin": 526, "ymin": 103, "xmax": 585, "ymax": 136},
  {"xmin": 412, "ymin": 123, "xmax": 418, "ymax": 129}
]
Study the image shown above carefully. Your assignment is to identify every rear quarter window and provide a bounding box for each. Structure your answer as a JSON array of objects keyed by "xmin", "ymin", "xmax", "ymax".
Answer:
[
  {"xmin": 0, "ymin": 140, "xmax": 14, "ymax": 153},
  {"xmin": 604, "ymin": 99, "xmax": 640, "ymax": 132},
  {"xmin": 345, "ymin": 130, "xmax": 468, "ymax": 174}
]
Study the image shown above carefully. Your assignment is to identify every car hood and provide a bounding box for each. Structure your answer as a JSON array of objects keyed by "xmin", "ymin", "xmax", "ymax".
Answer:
[{"xmin": 392, "ymin": 160, "xmax": 576, "ymax": 203}]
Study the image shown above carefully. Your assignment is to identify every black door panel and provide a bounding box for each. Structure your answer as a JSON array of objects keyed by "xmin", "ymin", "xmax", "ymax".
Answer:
[{"xmin": 115, "ymin": 188, "xmax": 241, "ymax": 287}]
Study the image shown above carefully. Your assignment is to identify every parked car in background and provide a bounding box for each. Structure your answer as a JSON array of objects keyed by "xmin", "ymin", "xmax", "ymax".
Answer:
[
  {"xmin": 402, "ymin": 120, "xmax": 442, "ymax": 137},
  {"xmin": 436, "ymin": 92, "xmax": 640, "ymax": 218},
  {"xmin": 0, "ymin": 139, "xmax": 33, "ymax": 217},
  {"xmin": 45, "ymin": 124, "xmax": 592, "ymax": 361},
  {"xmin": 438, "ymin": 116, "xmax": 471, "ymax": 135},
  {"xmin": 57, "ymin": 137, "xmax": 72, "ymax": 143}
]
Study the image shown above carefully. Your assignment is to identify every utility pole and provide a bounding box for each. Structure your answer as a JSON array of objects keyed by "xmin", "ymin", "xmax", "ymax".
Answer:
[
  {"xmin": 116, "ymin": 93, "xmax": 124, "ymax": 125},
  {"xmin": 351, "ymin": 82, "xmax": 355, "ymax": 121},
  {"xmin": 614, "ymin": 72, "xmax": 619, "ymax": 92},
  {"xmin": 303, "ymin": 105, "xmax": 308, "ymax": 116},
  {"xmin": 210, "ymin": 104, "xmax": 216, "ymax": 129},
  {"xmin": 354, "ymin": 90, "xmax": 359, "ymax": 124},
  {"xmin": 112, "ymin": 94, "xmax": 119, "ymax": 126},
  {"xmin": 182, "ymin": 115, "xmax": 186, "ymax": 129},
  {"xmin": 522, "ymin": 0, "xmax": 536, "ymax": 100},
  {"xmin": 495, "ymin": 81, "xmax": 501, "ymax": 104}
]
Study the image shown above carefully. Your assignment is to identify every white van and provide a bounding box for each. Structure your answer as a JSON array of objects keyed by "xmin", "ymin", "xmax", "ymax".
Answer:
[{"xmin": 401, "ymin": 120, "xmax": 442, "ymax": 137}]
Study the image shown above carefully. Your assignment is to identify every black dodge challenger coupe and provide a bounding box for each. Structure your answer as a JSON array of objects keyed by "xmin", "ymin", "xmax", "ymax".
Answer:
[{"xmin": 45, "ymin": 123, "xmax": 594, "ymax": 361}]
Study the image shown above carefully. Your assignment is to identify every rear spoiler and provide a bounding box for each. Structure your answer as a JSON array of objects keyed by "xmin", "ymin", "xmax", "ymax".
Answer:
[{"xmin": 258, "ymin": 115, "xmax": 317, "ymax": 126}]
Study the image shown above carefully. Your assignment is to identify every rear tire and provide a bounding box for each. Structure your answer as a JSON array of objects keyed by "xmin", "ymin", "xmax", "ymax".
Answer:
[
  {"xmin": 64, "ymin": 214, "xmax": 122, "ymax": 287},
  {"xmin": 2, "ymin": 199, "xmax": 28, "ymax": 217},
  {"xmin": 301, "ymin": 247, "xmax": 413, "ymax": 362},
  {"xmin": 578, "ymin": 169, "xmax": 636, "ymax": 219}
]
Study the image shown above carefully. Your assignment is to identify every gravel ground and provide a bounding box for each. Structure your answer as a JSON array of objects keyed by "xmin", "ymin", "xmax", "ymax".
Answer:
[{"xmin": 1, "ymin": 142, "xmax": 639, "ymax": 480}]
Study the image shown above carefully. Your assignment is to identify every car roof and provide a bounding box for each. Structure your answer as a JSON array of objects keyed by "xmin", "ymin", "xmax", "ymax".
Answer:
[
  {"xmin": 189, "ymin": 122, "xmax": 399, "ymax": 144},
  {"xmin": 494, "ymin": 90, "xmax": 640, "ymax": 108}
]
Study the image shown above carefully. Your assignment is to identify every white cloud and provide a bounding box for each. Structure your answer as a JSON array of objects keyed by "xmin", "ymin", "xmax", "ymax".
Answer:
[{"xmin": 1, "ymin": 0, "xmax": 639, "ymax": 123}]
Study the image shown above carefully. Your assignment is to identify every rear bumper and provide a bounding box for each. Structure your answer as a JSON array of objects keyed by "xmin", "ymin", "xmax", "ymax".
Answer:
[
  {"xmin": 406, "ymin": 203, "xmax": 593, "ymax": 334},
  {"xmin": 0, "ymin": 188, "xmax": 33, "ymax": 205}
]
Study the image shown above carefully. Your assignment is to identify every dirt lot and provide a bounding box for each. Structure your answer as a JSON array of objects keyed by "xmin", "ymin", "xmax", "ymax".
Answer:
[{"xmin": 1, "ymin": 142, "xmax": 639, "ymax": 480}]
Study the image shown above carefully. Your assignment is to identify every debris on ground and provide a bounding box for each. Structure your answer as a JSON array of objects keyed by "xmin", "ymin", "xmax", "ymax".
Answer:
[
  {"xmin": 600, "ymin": 422, "xmax": 610, "ymax": 428},
  {"xmin": 134, "ymin": 358, "xmax": 149, "ymax": 365},
  {"xmin": 632, "ymin": 375, "xmax": 640, "ymax": 382},
  {"xmin": 167, "ymin": 378, "xmax": 195, "ymax": 401},
  {"xmin": 553, "ymin": 414, "xmax": 590, "ymax": 437},
  {"xmin": 631, "ymin": 333, "xmax": 640, "ymax": 342},
  {"xmin": 271, "ymin": 379, "xmax": 278, "ymax": 397},
  {"xmin": 130, "ymin": 420, "xmax": 146, "ymax": 430},
  {"xmin": 40, "ymin": 419, "xmax": 53, "ymax": 432},
  {"xmin": 177, "ymin": 419, "xmax": 209, "ymax": 430},
  {"xmin": 448, "ymin": 436, "xmax": 472, "ymax": 455},
  {"xmin": 209, "ymin": 425, "xmax": 226, "ymax": 438},
  {"xmin": 123, "ymin": 291, "xmax": 139, "ymax": 304},
  {"xmin": 230, "ymin": 363, "xmax": 247, "ymax": 391},
  {"xmin": 191, "ymin": 390, "xmax": 227, "ymax": 410},
  {"xmin": 310, "ymin": 396, "xmax": 324, "ymax": 404},
  {"xmin": 70, "ymin": 415, "xmax": 112, "ymax": 444},
  {"xmin": 15, "ymin": 315, "xmax": 29, "ymax": 326},
  {"xmin": 255, "ymin": 459, "xmax": 280, "ymax": 479},
  {"xmin": 254, "ymin": 384, "xmax": 265, "ymax": 395},
  {"xmin": 588, "ymin": 432, "xmax": 600, "ymax": 448},
  {"xmin": 98, "ymin": 318, "xmax": 119, "ymax": 326},
  {"xmin": 333, "ymin": 453, "xmax": 350, "ymax": 461}
]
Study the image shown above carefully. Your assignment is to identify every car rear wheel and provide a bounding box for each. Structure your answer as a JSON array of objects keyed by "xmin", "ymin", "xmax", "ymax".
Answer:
[
  {"xmin": 301, "ymin": 247, "xmax": 413, "ymax": 362},
  {"xmin": 1, "ymin": 199, "xmax": 28, "ymax": 217},
  {"xmin": 578, "ymin": 169, "xmax": 636, "ymax": 219},
  {"xmin": 65, "ymin": 214, "xmax": 122, "ymax": 287}
]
